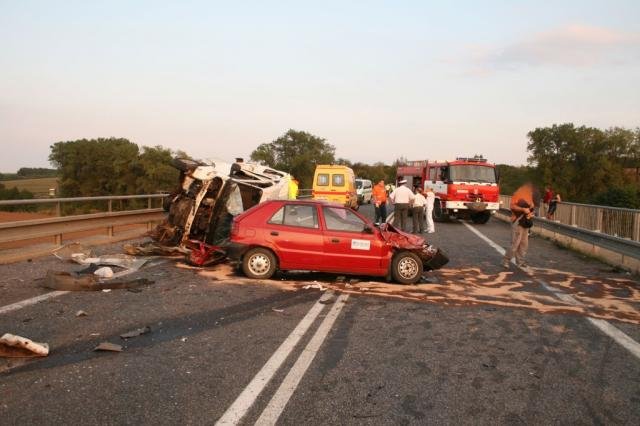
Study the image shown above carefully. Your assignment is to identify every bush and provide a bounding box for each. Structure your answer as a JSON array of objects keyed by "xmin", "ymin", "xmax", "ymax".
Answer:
[{"xmin": 591, "ymin": 186, "xmax": 640, "ymax": 209}]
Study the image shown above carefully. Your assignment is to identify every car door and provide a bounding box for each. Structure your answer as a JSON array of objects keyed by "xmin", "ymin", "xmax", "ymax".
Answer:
[
  {"xmin": 320, "ymin": 206, "xmax": 387, "ymax": 274},
  {"xmin": 264, "ymin": 203, "xmax": 324, "ymax": 270}
]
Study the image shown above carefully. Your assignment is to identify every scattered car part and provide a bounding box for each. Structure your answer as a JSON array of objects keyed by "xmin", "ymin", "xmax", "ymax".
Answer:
[{"xmin": 0, "ymin": 334, "xmax": 49, "ymax": 358}]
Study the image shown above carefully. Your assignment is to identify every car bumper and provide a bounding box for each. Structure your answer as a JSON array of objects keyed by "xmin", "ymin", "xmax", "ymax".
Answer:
[{"xmin": 225, "ymin": 242, "xmax": 250, "ymax": 263}]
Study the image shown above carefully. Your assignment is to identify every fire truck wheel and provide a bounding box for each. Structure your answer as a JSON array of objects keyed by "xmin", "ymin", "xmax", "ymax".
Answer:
[
  {"xmin": 391, "ymin": 251, "xmax": 423, "ymax": 284},
  {"xmin": 242, "ymin": 248, "xmax": 277, "ymax": 279},
  {"xmin": 471, "ymin": 211, "xmax": 491, "ymax": 224},
  {"xmin": 433, "ymin": 199, "xmax": 448, "ymax": 222}
]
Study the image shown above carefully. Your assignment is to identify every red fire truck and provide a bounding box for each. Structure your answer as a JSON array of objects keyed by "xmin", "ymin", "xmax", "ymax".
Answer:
[{"xmin": 396, "ymin": 156, "xmax": 500, "ymax": 224}]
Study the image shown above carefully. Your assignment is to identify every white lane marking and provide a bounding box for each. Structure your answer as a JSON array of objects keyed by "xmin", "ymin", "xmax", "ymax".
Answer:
[
  {"xmin": 0, "ymin": 291, "xmax": 69, "ymax": 314},
  {"xmin": 462, "ymin": 222, "xmax": 640, "ymax": 361},
  {"xmin": 255, "ymin": 293, "xmax": 350, "ymax": 426},
  {"xmin": 216, "ymin": 292, "xmax": 335, "ymax": 425}
]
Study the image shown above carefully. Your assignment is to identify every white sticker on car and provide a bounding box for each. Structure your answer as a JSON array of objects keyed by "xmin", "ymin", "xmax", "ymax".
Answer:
[{"xmin": 351, "ymin": 239, "xmax": 371, "ymax": 250}]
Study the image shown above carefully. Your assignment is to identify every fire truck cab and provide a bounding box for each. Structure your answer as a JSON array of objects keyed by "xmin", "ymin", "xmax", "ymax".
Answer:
[{"xmin": 396, "ymin": 156, "xmax": 499, "ymax": 224}]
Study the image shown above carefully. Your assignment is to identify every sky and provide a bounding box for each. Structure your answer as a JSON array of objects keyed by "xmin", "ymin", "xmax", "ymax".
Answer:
[{"xmin": 1, "ymin": 0, "xmax": 639, "ymax": 172}]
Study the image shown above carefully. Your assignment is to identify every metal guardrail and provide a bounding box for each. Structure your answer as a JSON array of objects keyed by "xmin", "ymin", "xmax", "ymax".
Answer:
[
  {"xmin": 499, "ymin": 195, "xmax": 640, "ymax": 262},
  {"xmin": 499, "ymin": 195, "xmax": 640, "ymax": 243},
  {"xmin": 0, "ymin": 194, "xmax": 169, "ymax": 246}
]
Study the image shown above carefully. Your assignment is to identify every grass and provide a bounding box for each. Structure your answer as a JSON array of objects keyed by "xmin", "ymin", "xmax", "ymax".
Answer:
[{"xmin": 0, "ymin": 177, "xmax": 59, "ymax": 197}]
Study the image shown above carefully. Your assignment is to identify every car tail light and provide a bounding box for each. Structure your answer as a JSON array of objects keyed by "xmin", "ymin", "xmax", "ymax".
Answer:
[{"xmin": 230, "ymin": 219, "xmax": 240, "ymax": 238}]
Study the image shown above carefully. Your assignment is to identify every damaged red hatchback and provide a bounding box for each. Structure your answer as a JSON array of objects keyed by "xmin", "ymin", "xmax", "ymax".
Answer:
[{"xmin": 226, "ymin": 200, "xmax": 448, "ymax": 284}]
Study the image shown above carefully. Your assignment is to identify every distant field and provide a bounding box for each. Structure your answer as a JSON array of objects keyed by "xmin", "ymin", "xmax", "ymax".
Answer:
[{"xmin": 0, "ymin": 177, "xmax": 59, "ymax": 197}]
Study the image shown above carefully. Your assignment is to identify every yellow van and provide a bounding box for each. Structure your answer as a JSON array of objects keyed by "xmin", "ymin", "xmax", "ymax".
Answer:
[{"xmin": 312, "ymin": 165, "xmax": 358, "ymax": 209}]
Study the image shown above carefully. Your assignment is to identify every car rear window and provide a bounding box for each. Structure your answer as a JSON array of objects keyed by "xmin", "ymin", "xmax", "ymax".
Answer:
[
  {"xmin": 269, "ymin": 204, "xmax": 318, "ymax": 229},
  {"xmin": 332, "ymin": 174, "xmax": 345, "ymax": 186},
  {"xmin": 322, "ymin": 206, "xmax": 366, "ymax": 232},
  {"xmin": 316, "ymin": 174, "xmax": 330, "ymax": 186}
]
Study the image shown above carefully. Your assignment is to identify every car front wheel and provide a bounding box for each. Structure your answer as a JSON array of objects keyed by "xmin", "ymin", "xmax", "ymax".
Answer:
[
  {"xmin": 391, "ymin": 251, "xmax": 423, "ymax": 284},
  {"xmin": 242, "ymin": 248, "xmax": 277, "ymax": 279}
]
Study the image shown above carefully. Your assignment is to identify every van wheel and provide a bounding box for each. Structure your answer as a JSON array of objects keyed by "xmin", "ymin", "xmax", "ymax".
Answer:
[
  {"xmin": 242, "ymin": 248, "xmax": 277, "ymax": 279},
  {"xmin": 391, "ymin": 251, "xmax": 423, "ymax": 284}
]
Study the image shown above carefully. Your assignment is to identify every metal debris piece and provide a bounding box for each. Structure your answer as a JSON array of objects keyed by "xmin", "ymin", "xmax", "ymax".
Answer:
[
  {"xmin": 52, "ymin": 243, "xmax": 94, "ymax": 262},
  {"xmin": 94, "ymin": 342, "xmax": 123, "ymax": 352},
  {"xmin": 120, "ymin": 326, "xmax": 151, "ymax": 339},
  {"xmin": 0, "ymin": 333, "xmax": 49, "ymax": 358},
  {"xmin": 40, "ymin": 271, "xmax": 155, "ymax": 291}
]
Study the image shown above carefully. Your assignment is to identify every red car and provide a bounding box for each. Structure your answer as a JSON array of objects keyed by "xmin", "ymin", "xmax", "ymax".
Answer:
[{"xmin": 226, "ymin": 200, "xmax": 448, "ymax": 284}]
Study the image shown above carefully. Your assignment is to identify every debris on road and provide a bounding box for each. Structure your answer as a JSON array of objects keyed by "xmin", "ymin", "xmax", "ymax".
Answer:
[
  {"xmin": 94, "ymin": 342, "xmax": 123, "ymax": 352},
  {"xmin": 94, "ymin": 267, "xmax": 114, "ymax": 278},
  {"xmin": 120, "ymin": 326, "xmax": 151, "ymax": 339},
  {"xmin": 52, "ymin": 243, "xmax": 94, "ymax": 262},
  {"xmin": 75, "ymin": 310, "xmax": 88, "ymax": 317},
  {"xmin": 0, "ymin": 334, "xmax": 49, "ymax": 358},
  {"xmin": 40, "ymin": 271, "xmax": 154, "ymax": 291},
  {"xmin": 303, "ymin": 283, "xmax": 326, "ymax": 291}
]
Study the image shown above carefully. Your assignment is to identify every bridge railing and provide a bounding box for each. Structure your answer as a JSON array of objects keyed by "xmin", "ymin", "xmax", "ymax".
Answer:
[{"xmin": 499, "ymin": 195, "xmax": 640, "ymax": 242}]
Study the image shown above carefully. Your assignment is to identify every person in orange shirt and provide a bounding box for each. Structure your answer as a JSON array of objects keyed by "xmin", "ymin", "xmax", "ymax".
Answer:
[
  {"xmin": 372, "ymin": 179, "xmax": 388, "ymax": 225},
  {"xmin": 503, "ymin": 183, "xmax": 535, "ymax": 269}
]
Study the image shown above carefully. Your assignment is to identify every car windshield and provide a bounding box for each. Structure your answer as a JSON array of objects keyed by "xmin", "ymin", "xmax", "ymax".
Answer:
[
  {"xmin": 449, "ymin": 165, "xmax": 496, "ymax": 183},
  {"xmin": 323, "ymin": 206, "xmax": 367, "ymax": 232}
]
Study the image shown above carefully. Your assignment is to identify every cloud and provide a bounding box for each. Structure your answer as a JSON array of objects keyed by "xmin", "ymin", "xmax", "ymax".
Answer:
[{"xmin": 473, "ymin": 24, "xmax": 640, "ymax": 71}]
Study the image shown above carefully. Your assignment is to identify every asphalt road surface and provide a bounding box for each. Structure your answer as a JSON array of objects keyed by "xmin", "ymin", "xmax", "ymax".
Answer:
[{"xmin": 1, "ymin": 204, "xmax": 639, "ymax": 425}]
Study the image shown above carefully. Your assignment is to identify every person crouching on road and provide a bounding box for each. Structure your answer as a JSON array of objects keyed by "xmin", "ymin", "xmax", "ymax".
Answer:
[
  {"xmin": 503, "ymin": 188, "xmax": 535, "ymax": 269},
  {"xmin": 389, "ymin": 179, "xmax": 414, "ymax": 232},
  {"xmin": 424, "ymin": 185, "xmax": 435, "ymax": 233},
  {"xmin": 372, "ymin": 179, "xmax": 388, "ymax": 225},
  {"xmin": 412, "ymin": 187, "xmax": 427, "ymax": 233}
]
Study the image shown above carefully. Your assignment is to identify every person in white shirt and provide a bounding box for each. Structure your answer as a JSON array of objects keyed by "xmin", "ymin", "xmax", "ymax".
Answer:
[
  {"xmin": 424, "ymin": 185, "xmax": 436, "ymax": 233},
  {"xmin": 412, "ymin": 188, "xmax": 427, "ymax": 233},
  {"xmin": 389, "ymin": 179, "xmax": 415, "ymax": 232}
]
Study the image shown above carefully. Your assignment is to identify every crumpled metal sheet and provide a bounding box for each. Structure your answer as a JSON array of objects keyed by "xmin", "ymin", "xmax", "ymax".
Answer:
[{"xmin": 40, "ymin": 271, "xmax": 154, "ymax": 291}]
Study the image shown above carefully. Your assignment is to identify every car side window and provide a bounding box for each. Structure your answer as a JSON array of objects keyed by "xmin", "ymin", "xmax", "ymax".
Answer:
[
  {"xmin": 269, "ymin": 205, "xmax": 318, "ymax": 229},
  {"xmin": 323, "ymin": 206, "xmax": 367, "ymax": 232},
  {"xmin": 316, "ymin": 174, "xmax": 329, "ymax": 186},
  {"xmin": 332, "ymin": 174, "xmax": 345, "ymax": 186}
]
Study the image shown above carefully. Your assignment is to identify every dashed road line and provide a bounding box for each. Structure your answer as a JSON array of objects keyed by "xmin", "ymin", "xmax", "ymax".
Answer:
[
  {"xmin": 216, "ymin": 291, "xmax": 340, "ymax": 425},
  {"xmin": 0, "ymin": 291, "xmax": 69, "ymax": 315},
  {"xmin": 463, "ymin": 221, "xmax": 640, "ymax": 360},
  {"xmin": 255, "ymin": 293, "xmax": 350, "ymax": 425}
]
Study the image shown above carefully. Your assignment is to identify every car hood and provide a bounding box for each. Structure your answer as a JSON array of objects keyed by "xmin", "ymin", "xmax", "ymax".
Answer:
[{"xmin": 378, "ymin": 223, "xmax": 425, "ymax": 249}]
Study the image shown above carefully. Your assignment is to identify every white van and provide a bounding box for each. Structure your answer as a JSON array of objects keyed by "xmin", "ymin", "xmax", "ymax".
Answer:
[{"xmin": 355, "ymin": 178, "xmax": 372, "ymax": 205}]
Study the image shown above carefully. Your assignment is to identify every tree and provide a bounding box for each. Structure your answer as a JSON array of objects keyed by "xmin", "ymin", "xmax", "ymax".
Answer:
[
  {"xmin": 136, "ymin": 146, "xmax": 180, "ymax": 193},
  {"xmin": 250, "ymin": 130, "xmax": 336, "ymax": 188},
  {"xmin": 49, "ymin": 138, "xmax": 183, "ymax": 197},
  {"xmin": 526, "ymin": 123, "xmax": 632, "ymax": 203}
]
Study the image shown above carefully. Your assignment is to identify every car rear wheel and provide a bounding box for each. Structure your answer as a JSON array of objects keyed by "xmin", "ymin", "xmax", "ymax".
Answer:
[
  {"xmin": 391, "ymin": 251, "xmax": 423, "ymax": 284},
  {"xmin": 242, "ymin": 248, "xmax": 277, "ymax": 279}
]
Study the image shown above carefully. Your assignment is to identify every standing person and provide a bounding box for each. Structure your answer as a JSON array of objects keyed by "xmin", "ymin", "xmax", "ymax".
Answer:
[
  {"xmin": 412, "ymin": 188, "xmax": 427, "ymax": 233},
  {"xmin": 547, "ymin": 192, "xmax": 561, "ymax": 220},
  {"xmin": 543, "ymin": 186, "xmax": 553, "ymax": 217},
  {"xmin": 389, "ymin": 179, "xmax": 414, "ymax": 232},
  {"xmin": 503, "ymin": 184, "xmax": 535, "ymax": 269},
  {"xmin": 372, "ymin": 179, "xmax": 388, "ymax": 225},
  {"xmin": 288, "ymin": 177, "xmax": 299, "ymax": 200},
  {"xmin": 424, "ymin": 185, "xmax": 436, "ymax": 233}
]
